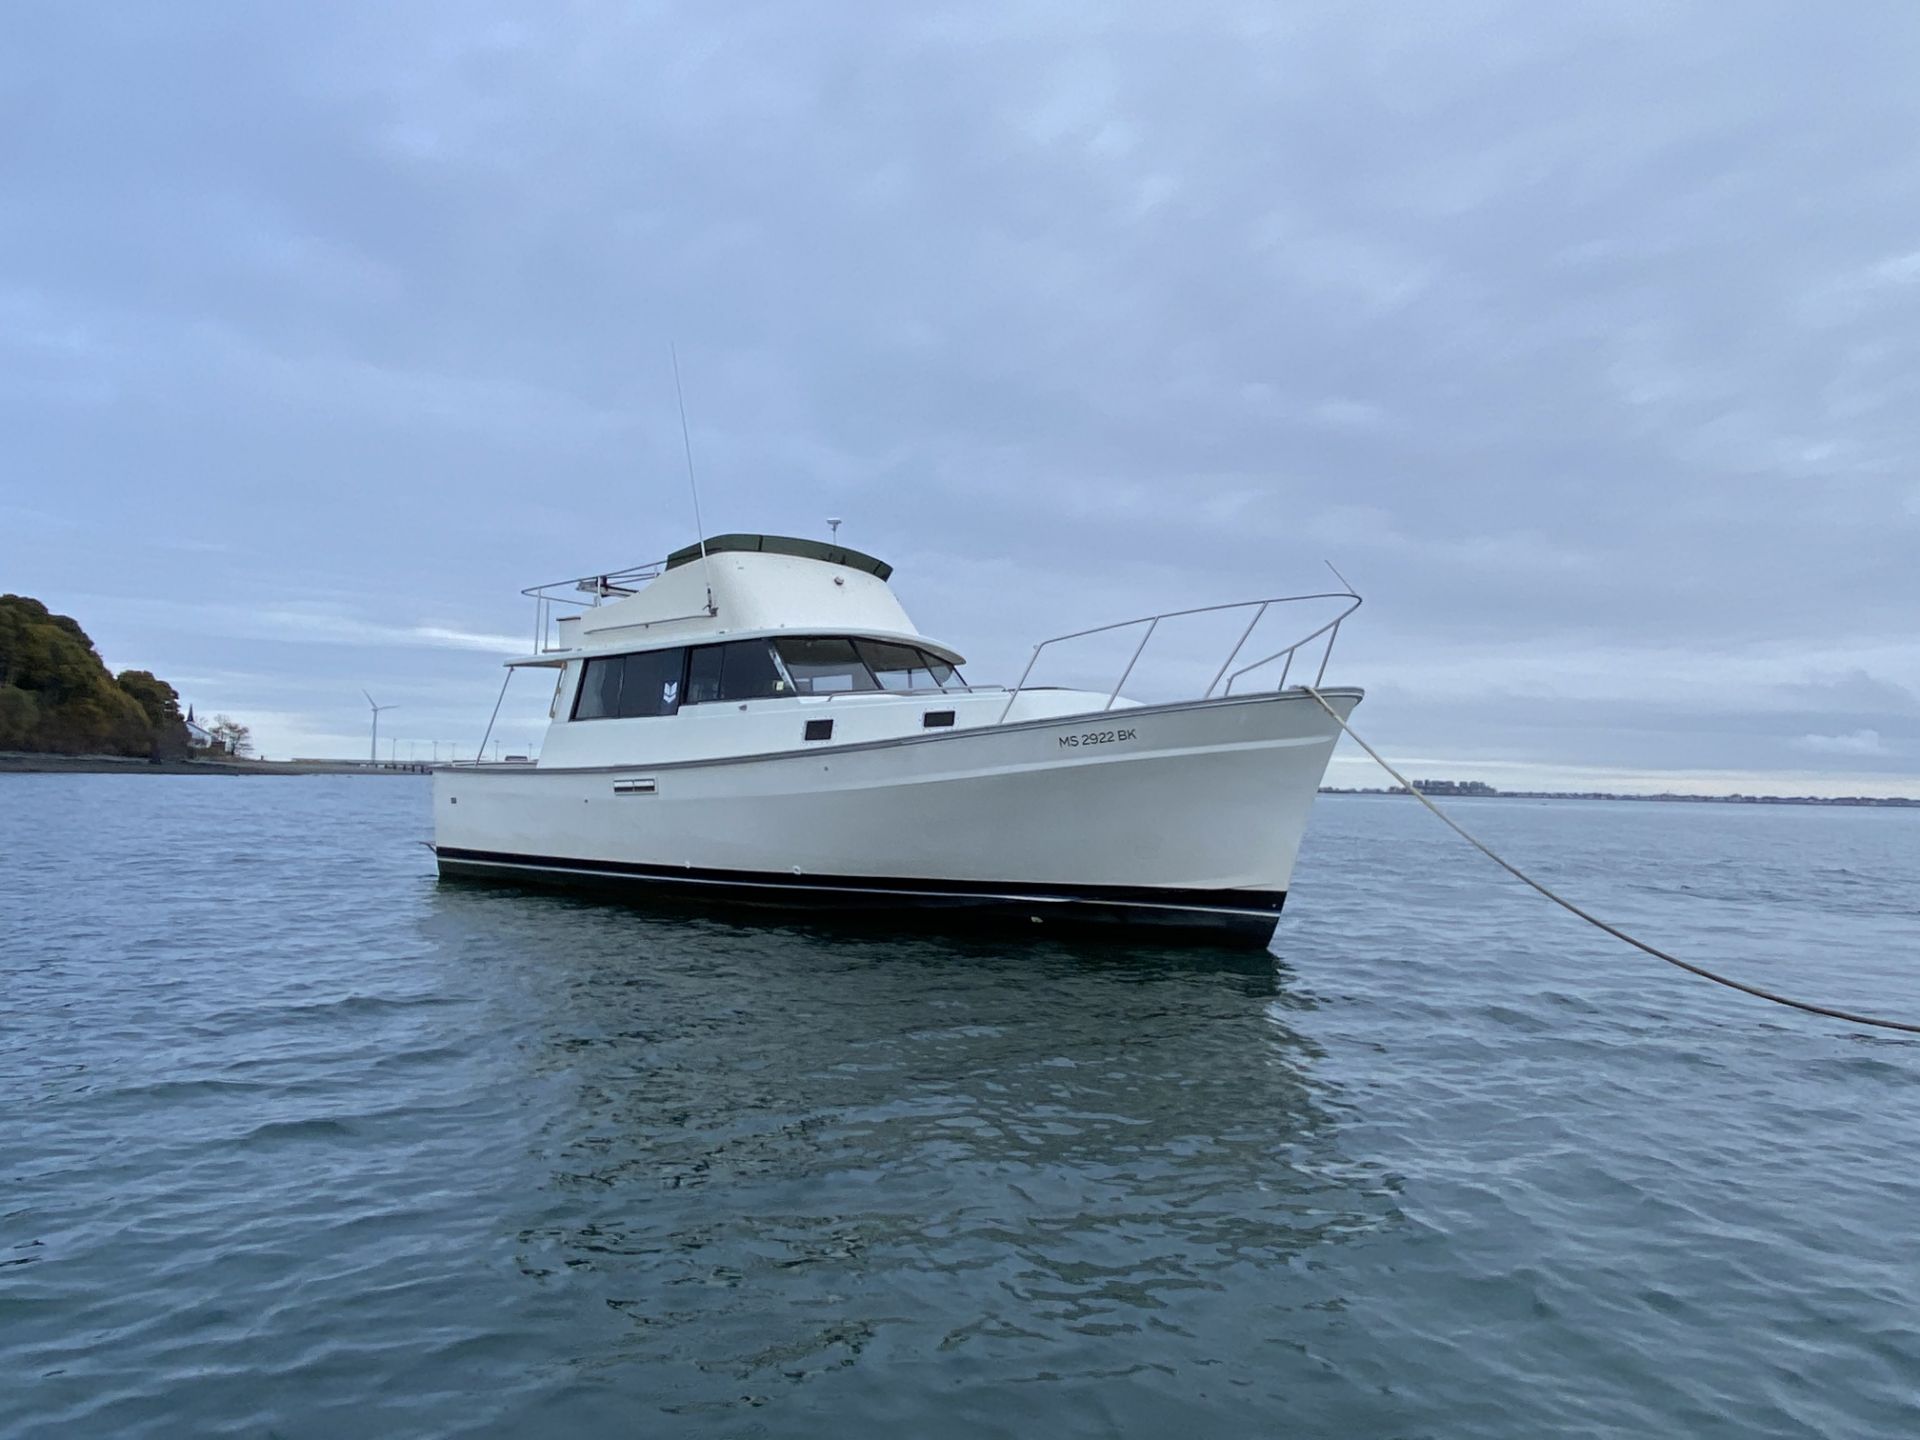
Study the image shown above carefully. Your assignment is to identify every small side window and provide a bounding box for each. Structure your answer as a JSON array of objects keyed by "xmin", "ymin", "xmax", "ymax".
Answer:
[
  {"xmin": 617, "ymin": 650, "xmax": 685, "ymax": 718},
  {"xmin": 685, "ymin": 641, "xmax": 790, "ymax": 704},
  {"xmin": 685, "ymin": 645, "xmax": 726, "ymax": 705},
  {"xmin": 573, "ymin": 657, "xmax": 623, "ymax": 719},
  {"xmin": 572, "ymin": 650, "xmax": 687, "ymax": 720},
  {"xmin": 719, "ymin": 641, "xmax": 787, "ymax": 701}
]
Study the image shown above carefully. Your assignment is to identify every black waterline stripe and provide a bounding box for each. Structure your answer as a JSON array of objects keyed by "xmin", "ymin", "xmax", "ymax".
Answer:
[{"xmin": 433, "ymin": 847, "xmax": 1286, "ymax": 917}]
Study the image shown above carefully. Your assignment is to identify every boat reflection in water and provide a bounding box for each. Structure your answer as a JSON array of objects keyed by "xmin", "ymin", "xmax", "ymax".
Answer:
[{"xmin": 414, "ymin": 881, "xmax": 1400, "ymax": 1414}]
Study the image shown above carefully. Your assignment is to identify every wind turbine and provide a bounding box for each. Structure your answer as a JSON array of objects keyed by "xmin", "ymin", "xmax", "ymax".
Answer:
[{"xmin": 364, "ymin": 690, "xmax": 398, "ymax": 765}]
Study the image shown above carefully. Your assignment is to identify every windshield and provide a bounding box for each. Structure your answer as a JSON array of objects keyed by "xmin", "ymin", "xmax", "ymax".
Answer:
[
  {"xmin": 854, "ymin": 640, "xmax": 958, "ymax": 691},
  {"xmin": 773, "ymin": 636, "xmax": 881, "ymax": 694}
]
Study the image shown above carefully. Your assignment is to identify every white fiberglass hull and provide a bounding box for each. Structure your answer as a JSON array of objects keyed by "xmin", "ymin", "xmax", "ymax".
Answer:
[{"xmin": 433, "ymin": 687, "xmax": 1360, "ymax": 947}]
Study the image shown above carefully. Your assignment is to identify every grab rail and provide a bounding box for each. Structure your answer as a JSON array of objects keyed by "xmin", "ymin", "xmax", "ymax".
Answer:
[
  {"xmin": 520, "ymin": 560, "xmax": 670, "ymax": 654},
  {"xmin": 997, "ymin": 588, "xmax": 1361, "ymax": 724}
]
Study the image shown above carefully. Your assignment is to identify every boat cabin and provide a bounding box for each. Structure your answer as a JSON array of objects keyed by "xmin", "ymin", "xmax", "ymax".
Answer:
[{"xmin": 511, "ymin": 535, "xmax": 1067, "ymax": 767}]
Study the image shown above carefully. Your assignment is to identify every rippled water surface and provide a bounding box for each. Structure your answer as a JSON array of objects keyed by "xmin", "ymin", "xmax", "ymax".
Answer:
[{"xmin": 4, "ymin": 775, "xmax": 1919, "ymax": 1437}]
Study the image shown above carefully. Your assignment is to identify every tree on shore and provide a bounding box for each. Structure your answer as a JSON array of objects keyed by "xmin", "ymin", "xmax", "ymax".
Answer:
[
  {"xmin": 0, "ymin": 594, "xmax": 192, "ymax": 758},
  {"xmin": 208, "ymin": 715, "xmax": 253, "ymax": 757},
  {"xmin": 117, "ymin": 669, "xmax": 191, "ymax": 759}
]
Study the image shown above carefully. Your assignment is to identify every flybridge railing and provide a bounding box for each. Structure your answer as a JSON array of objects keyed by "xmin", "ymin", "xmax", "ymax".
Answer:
[
  {"xmin": 520, "ymin": 560, "xmax": 668, "ymax": 655},
  {"xmin": 996, "ymin": 589, "xmax": 1362, "ymax": 724}
]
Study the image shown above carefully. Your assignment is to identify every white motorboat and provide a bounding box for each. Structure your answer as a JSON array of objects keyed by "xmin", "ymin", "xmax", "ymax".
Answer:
[{"xmin": 433, "ymin": 534, "xmax": 1362, "ymax": 946}]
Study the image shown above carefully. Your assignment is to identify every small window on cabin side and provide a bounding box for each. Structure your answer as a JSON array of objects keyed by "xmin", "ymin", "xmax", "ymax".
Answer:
[
  {"xmin": 686, "ymin": 640, "xmax": 788, "ymax": 704},
  {"xmin": 774, "ymin": 637, "xmax": 879, "ymax": 694},
  {"xmin": 855, "ymin": 640, "xmax": 956, "ymax": 691},
  {"xmin": 574, "ymin": 656, "xmax": 624, "ymax": 719},
  {"xmin": 721, "ymin": 640, "xmax": 786, "ymax": 700},
  {"xmin": 617, "ymin": 649, "xmax": 686, "ymax": 718},
  {"xmin": 685, "ymin": 645, "xmax": 725, "ymax": 705}
]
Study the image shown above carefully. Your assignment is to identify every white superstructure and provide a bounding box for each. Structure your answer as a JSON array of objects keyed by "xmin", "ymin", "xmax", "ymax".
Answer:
[{"xmin": 434, "ymin": 534, "xmax": 1362, "ymax": 946}]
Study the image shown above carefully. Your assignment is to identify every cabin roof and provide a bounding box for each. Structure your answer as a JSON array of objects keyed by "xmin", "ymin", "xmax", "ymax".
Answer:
[
  {"xmin": 665, "ymin": 533, "xmax": 893, "ymax": 581},
  {"xmin": 509, "ymin": 539, "xmax": 957, "ymax": 667}
]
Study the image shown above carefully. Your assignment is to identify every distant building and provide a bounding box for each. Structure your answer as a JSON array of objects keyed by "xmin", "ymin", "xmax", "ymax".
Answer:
[
  {"xmin": 183, "ymin": 705, "xmax": 219, "ymax": 753},
  {"xmin": 1411, "ymin": 778, "xmax": 1497, "ymax": 797}
]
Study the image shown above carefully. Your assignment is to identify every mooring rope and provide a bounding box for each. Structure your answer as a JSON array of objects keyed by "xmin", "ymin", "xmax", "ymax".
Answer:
[{"xmin": 1303, "ymin": 687, "xmax": 1920, "ymax": 1036}]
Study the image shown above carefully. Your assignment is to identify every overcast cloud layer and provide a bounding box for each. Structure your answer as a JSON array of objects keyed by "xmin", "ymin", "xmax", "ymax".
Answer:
[{"xmin": 4, "ymin": 2, "xmax": 1918, "ymax": 793}]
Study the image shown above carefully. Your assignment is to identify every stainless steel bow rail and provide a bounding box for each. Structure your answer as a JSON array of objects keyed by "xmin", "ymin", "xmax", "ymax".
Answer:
[{"xmin": 998, "ymin": 588, "xmax": 1363, "ymax": 724}]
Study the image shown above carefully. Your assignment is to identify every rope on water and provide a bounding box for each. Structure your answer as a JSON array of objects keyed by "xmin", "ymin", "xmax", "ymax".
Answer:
[{"xmin": 1303, "ymin": 686, "xmax": 1920, "ymax": 1036}]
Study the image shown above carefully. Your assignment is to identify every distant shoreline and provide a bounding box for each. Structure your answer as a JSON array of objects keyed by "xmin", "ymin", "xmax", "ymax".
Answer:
[
  {"xmin": 1320, "ymin": 786, "xmax": 1919, "ymax": 809},
  {"xmin": 0, "ymin": 752, "xmax": 433, "ymax": 777}
]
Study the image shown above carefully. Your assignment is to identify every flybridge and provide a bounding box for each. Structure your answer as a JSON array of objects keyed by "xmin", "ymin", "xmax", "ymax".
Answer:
[
  {"xmin": 524, "ymin": 534, "xmax": 889, "ymax": 610},
  {"xmin": 515, "ymin": 534, "xmax": 946, "ymax": 663}
]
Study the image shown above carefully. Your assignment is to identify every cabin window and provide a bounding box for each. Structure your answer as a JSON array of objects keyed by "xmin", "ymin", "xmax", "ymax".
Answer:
[
  {"xmin": 774, "ymin": 636, "xmax": 881, "ymax": 694},
  {"xmin": 855, "ymin": 639, "xmax": 957, "ymax": 691},
  {"xmin": 685, "ymin": 640, "xmax": 789, "ymax": 704},
  {"xmin": 574, "ymin": 655, "xmax": 625, "ymax": 720},
  {"xmin": 572, "ymin": 648, "xmax": 688, "ymax": 720},
  {"xmin": 620, "ymin": 650, "xmax": 684, "ymax": 717}
]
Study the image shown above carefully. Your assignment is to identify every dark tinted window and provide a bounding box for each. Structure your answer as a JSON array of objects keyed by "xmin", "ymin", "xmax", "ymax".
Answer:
[
  {"xmin": 855, "ymin": 640, "xmax": 956, "ymax": 691},
  {"xmin": 619, "ymin": 649, "xmax": 685, "ymax": 717},
  {"xmin": 686, "ymin": 640, "xmax": 788, "ymax": 704},
  {"xmin": 722, "ymin": 640, "xmax": 786, "ymax": 700},
  {"xmin": 574, "ymin": 656, "xmax": 623, "ymax": 719},
  {"xmin": 572, "ymin": 649, "xmax": 686, "ymax": 719},
  {"xmin": 685, "ymin": 645, "xmax": 724, "ymax": 705},
  {"xmin": 774, "ymin": 636, "xmax": 879, "ymax": 694}
]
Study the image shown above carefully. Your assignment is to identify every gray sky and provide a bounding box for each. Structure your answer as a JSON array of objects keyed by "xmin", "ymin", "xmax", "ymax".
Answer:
[{"xmin": 5, "ymin": 2, "xmax": 1918, "ymax": 793}]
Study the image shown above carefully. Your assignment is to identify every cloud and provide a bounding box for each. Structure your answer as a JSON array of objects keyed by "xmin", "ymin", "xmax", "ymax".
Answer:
[
  {"xmin": 1870, "ymin": 251, "xmax": 1920, "ymax": 288},
  {"xmin": 245, "ymin": 607, "xmax": 531, "ymax": 655},
  {"xmin": 1794, "ymin": 729, "xmax": 1890, "ymax": 758}
]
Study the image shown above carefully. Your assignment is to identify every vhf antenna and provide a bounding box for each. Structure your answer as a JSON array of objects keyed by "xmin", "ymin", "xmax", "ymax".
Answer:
[{"xmin": 670, "ymin": 343, "xmax": 716, "ymax": 616}]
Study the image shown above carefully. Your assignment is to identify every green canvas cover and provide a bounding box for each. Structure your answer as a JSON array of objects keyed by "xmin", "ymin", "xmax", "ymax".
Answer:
[{"xmin": 664, "ymin": 533, "xmax": 894, "ymax": 581}]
